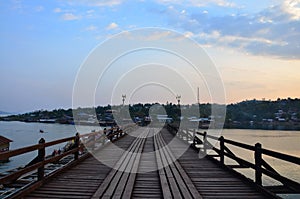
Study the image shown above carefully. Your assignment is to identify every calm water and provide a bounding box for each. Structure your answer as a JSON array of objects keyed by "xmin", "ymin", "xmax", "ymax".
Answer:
[
  {"xmin": 0, "ymin": 122, "xmax": 299, "ymax": 197},
  {"xmin": 214, "ymin": 129, "xmax": 300, "ymax": 184},
  {"xmin": 207, "ymin": 129, "xmax": 300, "ymax": 199},
  {"xmin": 0, "ymin": 121, "xmax": 101, "ymax": 172}
]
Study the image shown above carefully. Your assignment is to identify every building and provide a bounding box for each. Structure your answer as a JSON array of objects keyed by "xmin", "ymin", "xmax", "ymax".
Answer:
[{"xmin": 0, "ymin": 135, "xmax": 12, "ymax": 162}]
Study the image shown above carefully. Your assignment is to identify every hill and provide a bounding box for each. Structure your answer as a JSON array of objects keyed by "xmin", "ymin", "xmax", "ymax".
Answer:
[
  {"xmin": 1, "ymin": 98, "xmax": 299, "ymax": 130},
  {"xmin": 0, "ymin": 111, "xmax": 11, "ymax": 115}
]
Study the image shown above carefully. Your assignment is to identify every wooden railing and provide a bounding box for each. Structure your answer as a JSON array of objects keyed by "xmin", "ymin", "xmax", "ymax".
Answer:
[
  {"xmin": 166, "ymin": 124, "xmax": 300, "ymax": 194},
  {"xmin": 0, "ymin": 124, "xmax": 136, "ymax": 197}
]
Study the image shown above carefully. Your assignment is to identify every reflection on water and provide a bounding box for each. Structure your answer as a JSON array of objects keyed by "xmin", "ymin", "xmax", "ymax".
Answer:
[{"xmin": 0, "ymin": 121, "xmax": 101, "ymax": 172}]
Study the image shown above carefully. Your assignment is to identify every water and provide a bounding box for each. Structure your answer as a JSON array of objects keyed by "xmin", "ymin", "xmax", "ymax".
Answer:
[
  {"xmin": 212, "ymin": 129, "xmax": 300, "ymax": 184},
  {"xmin": 0, "ymin": 122, "xmax": 299, "ymax": 198},
  {"xmin": 0, "ymin": 121, "xmax": 101, "ymax": 172},
  {"xmin": 206, "ymin": 129, "xmax": 300, "ymax": 199}
]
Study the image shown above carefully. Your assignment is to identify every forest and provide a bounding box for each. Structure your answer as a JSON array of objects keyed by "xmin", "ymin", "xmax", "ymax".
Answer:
[{"xmin": 1, "ymin": 98, "xmax": 299, "ymax": 130}]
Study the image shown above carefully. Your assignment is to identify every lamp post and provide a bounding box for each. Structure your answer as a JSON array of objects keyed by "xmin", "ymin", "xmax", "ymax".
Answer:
[
  {"xmin": 122, "ymin": 94, "xmax": 126, "ymax": 106},
  {"xmin": 176, "ymin": 95, "xmax": 181, "ymax": 106}
]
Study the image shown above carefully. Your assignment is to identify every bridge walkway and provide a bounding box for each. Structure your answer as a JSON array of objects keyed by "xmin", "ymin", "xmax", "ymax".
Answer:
[{"xmin": 23, "ymin": 127, "xmax": 274, "ymax": 199}]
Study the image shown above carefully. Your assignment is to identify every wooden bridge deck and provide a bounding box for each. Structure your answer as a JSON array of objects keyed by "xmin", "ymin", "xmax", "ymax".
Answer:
[{"xmin": 22, "ymin": 127, "xmax": 275, "ymax": 199}]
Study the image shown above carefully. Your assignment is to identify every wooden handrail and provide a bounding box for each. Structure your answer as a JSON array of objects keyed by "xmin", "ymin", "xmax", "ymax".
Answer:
[
  {"xmin": 0, "ymin": 148, "xmax": 78, "ymax": 185},
  {"xmin": 0, "ymin": 136, "xmax": 77, "ymax": 161},
  {"xmin": 0, "ymin": 144, "xmax": 42, "ymax": 160},
  {"xmin": 196, "ymin": 129, "xmax": 299, "ymax": 166},
  {"xmin": 168, "ymin": 124, "xmax": 300, "ymax": 194},
  {"xmin": 223, "ymin": 138, "xmax": 255, "ymax": 151},
  {"xmin": 196, "ymin": 132, "xmax": 218, "ymax": 140},
  {"xmin": 44, "ymin": 136, "xmax": 75, "ymax": 147},
  {"xmin": 261, "ymin": 148, "xmax": 300, "ymax": 165},
  {"xmin": 0, "ymin": 124, "xmax": 135, "ymax": 160},
  {"xmin": 0, "ymin": 124, "xmax": 136, "ymax": 188}
]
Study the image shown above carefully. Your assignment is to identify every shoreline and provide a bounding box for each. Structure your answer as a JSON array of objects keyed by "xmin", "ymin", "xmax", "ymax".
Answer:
[{"xmin": 1, "ymin": 120, "xmax": 300, "ymax": 132}]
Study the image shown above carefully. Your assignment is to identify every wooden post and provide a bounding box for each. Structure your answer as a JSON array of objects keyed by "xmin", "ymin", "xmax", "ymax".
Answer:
[
  {"xmin": 186, "ymin": 129, "xmax": 189, "ymax": 141},
  {"xmin": 120, "ymin": 129, "xmax": 123, "ymax": 137},
  {"xmin": 102, "ymin": 134, "xmax": 106, "ymax": 146},
  {"xmin": 74, "ymin": 133, "xmax": 80, "ymax": 160},
  {"xmin": 193, "ymin": 129, "xmax": 196, "ymax": 140},
  {"xmin": 37, "ymin": 138, "xmax": 45, "ymax": 181},
  {"xmin": 255, "ymin": 143, "xmax": 262, "ymax": 185},
  {"xmin": 192, "ymin": 129, "xmax": 196, "ymax": 146},
  {"xmin": 116, "ymin": 129, "xmax": 119, "ymax": 139},
  {"xmin": 102, "ymin": 128, "xmax": 107, "ymax": 145},
  {"xmin": 203, "ymin": 131, "xmax": 207, "ymax": 154},
  {"xmin": 219, "ymin": 136, "xmax": 225, "ymax": 165}
]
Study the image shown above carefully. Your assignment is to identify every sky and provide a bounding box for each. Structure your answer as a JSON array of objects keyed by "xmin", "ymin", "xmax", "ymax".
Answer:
[{"xmin": 0, "ymin": 0, "xmax": 300, "ymax": 112}]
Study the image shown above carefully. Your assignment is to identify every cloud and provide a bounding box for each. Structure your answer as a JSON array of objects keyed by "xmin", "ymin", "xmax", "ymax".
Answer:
[
  {"xmin": 197, "ymin": 31, "xmax": 287, "ymax": 47},
  {"xmin": 184, "ymin": 31, "xmax": 194, "ymax": 38},
  {"xmin": 65, "ymin": 0, "xmax": 124, "ymax": 7},
  {"xmin": 106, "ymin": 22, "xmax": 118, "ymax": 30},
  {"xmin": 62, "ymin": 13, "xmax": 81, "ymax": 20},
  {"xmin": 85, "ymin": 25, "xmax": 98, "ymax": 31},
  {"xmin": 160, "ymin": 1, "xmax": 300, "ymax": 59},
  {"xmin": 282, "ymin": 0, "xmax": 300, "ymax": 20},
  {"xmin": 88, "ymin": 0, "xmax": 123, "ymax": 6},
  {"xmin": 155, "ymin": 0, "xmax": 237, "ymax": 8},
  {"xmin": 35, "ymin": 6, "xmax": 44, "ymax": 12},
  {"xmin": 141, "ymin": 30, "xmax": 172, "ymax": 41},
  {"xmin": 11, "ymin": 0, "xmax": 23, "ymax": 10},
  {"xmin": 86, "ymin": 9, "xmax": 95, "ymax": 14},
  {"xmin": 207, "ymin": 0, "xmax": 236, "ymax": 7},
  {"xmin": 53, "ymin": 8, "xmax": 62, "ymax": 13}
]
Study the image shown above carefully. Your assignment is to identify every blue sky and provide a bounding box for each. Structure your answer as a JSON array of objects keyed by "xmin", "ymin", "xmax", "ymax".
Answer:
[{"xmin": 0, "ymin": 0, "xmax": 300, "ymax": 112}]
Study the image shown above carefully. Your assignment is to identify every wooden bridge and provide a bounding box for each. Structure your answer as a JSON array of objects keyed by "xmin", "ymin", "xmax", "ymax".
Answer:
[{"xmin": 0, "ymin": 124, "xmax": 299, "ymax": 198}]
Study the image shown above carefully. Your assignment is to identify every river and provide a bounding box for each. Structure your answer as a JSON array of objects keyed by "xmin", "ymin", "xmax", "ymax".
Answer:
[
  {"xmin": 0, "ymin": 121, "xmax": 102, "ymax": 172},
  {"xmin": 214, "ymin": 129, "xmax": 300, "ymax": 184},
  {"xmin": 206, "ymin": 128, "xmax": 300, "ymax": 199},
  {"xmin": 0, "ymin": 121, "xmax": 299, "ymax": 198}
]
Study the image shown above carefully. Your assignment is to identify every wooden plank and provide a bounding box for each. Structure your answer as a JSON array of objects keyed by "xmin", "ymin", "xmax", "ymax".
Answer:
[
  {"xmin": 122, "ymin": 134, "xmax": 147, "ymax": 198},
  {"xmin": 154, "ymin": 132, "xmax": 203, "ymax": 199},
  {"xmin": 156, "ymin": 132, "xmax": 202, "ymax": 199},
  {"xmin": 160, "ymin": 128, "xmax": 274, "ymax": 199},
  {"xmin": 92, "ymin": 129, "xmax": 148, "ymax": 199},
  {"xmin": 91, "ymin": 137, "xmax": 141, "ymax": 198},
  {"xmin": 156, "ymin": 134, "xmax": 189, "ymax": 198},
  {"xmin": 154, "ymin": 134, "xmax": 172, "ymax": 199},
  {"xmin": 21, "ymin": 127, "xmax": 283, "ymax": 199},
  {"xmin": 113, "ymin": 138, "xmax": 143, "ymax": 198},
  {"xmin": 106, "ymin": 137, "xmax": 144, "ymax": 197},
  {"xmin": 22, "ymin": 134, "xmax": 136, "ymax": 199}
]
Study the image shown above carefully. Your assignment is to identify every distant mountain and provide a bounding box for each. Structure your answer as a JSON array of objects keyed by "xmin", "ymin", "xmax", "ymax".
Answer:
[{"xmin": 0, "ymin": 111, "xmax": 11, "ymax": 116}]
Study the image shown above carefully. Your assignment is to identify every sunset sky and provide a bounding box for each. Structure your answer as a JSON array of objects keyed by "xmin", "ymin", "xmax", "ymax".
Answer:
[{"xmin": 1, "ymin": 0, "xmax": 300, "ymax": 112}]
